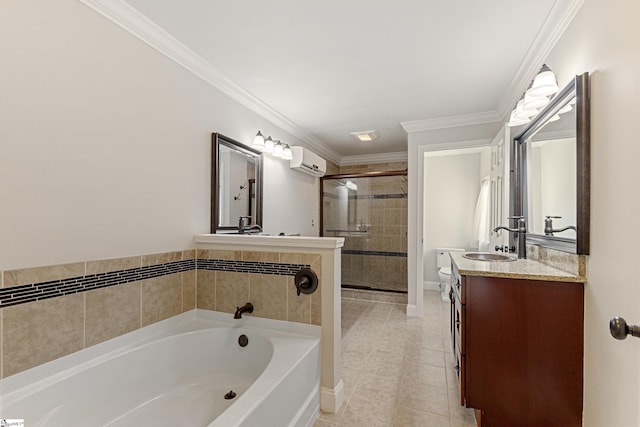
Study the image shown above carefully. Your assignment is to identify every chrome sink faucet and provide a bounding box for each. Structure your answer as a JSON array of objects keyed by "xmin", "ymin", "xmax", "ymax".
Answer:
[
  {"xmin": 544, "ymin": 216, "xmax": 577, "ymax": 236},
  {"xmin": 494, "ymin": 216, "xmax": 527, "ymax": 259}
]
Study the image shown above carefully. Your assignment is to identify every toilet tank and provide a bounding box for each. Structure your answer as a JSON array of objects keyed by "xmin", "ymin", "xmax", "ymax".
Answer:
[{"xmin": 436, "ymin": 248, "xmax": 465, "ymax": 268}]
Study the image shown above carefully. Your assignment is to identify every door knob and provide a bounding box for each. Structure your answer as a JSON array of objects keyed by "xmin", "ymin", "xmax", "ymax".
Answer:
[{"xmin": 609, "ymin": 317, "xmax": 640, "ymax": 340}]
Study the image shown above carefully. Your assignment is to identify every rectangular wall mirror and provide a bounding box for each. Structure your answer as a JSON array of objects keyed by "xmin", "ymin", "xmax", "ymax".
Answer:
[
  {"xmin": 211, "ymin": 132, "xmax": 263, "ymax": 233},
  {"xmin": 511, "ymin": 72, "xmax": 590, "ymax": 254}
]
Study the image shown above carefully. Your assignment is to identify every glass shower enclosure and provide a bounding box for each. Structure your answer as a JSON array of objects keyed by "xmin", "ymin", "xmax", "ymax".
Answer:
[{"xmin": 320, "ymin": 171, "xmax": 408, "ymax": 294}]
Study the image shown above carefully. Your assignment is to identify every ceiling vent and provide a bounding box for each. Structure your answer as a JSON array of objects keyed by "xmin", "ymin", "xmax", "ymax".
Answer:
[{"xmin": 350, "ymin": 130, "xmax": 378, "ymax": 142}]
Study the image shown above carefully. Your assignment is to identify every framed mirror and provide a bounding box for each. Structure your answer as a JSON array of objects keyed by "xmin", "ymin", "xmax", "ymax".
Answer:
[
  {"xmin": 512, "ymin": 72, "xmax": 590, "ymax": 254},
  {"xmin": 211, "ymin": 132, "xmax": 263, "ymax": 233}
]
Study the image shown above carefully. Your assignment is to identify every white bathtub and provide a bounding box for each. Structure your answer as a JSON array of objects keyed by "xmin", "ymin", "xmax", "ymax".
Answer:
[{"xmin": 0, "ymin": 310, "xmax": 321, "ymax": 427}]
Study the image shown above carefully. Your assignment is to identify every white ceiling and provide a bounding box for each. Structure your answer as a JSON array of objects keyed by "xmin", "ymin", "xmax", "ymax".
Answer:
[{"xmin": 119, "ymin": 0, "xmax": 575, "ymax": 159}]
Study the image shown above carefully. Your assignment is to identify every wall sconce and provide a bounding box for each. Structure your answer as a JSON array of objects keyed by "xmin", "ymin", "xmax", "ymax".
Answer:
[
  {"xmin": 508, "ymin": 64, "xmax": 562, "ymax": 127},
  {"xmin": 252, "ymin": 131, "xmax": 293, "ymax": 161}
]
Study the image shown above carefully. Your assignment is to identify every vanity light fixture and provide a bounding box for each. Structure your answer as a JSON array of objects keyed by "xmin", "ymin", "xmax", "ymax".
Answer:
[
  {"xmin": 263, "ymin": 136, "xmax": 275, "ymax": 154},
  {"xmin": 253, "ymin": 131, "xmax": 294, "ymax": 162},
  {"xmin": 252, "ymin": 131, "xmax": 265, "ymax": 149},
  {"xmin": 273, "ymin": 140, "xmax": 284, "ymax": 158},
  {"xmin": 508, "ymin": 64, "xmax": 563, "ymax": 127}
]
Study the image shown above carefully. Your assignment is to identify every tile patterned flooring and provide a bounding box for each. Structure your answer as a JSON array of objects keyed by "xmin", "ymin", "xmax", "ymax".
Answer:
[{"xmin": 314, "ymin": 291, "xmax": 477, "ymax": 427}]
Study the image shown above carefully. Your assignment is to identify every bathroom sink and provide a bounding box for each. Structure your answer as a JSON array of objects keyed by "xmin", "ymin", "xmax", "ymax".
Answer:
[{"xmin": 463, "ymin": 252, "xmax": 515, "ymax": 262}]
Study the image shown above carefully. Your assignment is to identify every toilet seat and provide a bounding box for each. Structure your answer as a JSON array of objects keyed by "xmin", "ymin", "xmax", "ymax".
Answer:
[{"xmin": 439, "ymin": 266, "xmax": 451, "ymax": 276}]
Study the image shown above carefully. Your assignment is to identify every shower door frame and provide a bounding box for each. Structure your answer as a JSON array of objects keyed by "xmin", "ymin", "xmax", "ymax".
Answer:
[{"xmin": 320, "ymin": 170, "xmax": 408, "ymax": 293}]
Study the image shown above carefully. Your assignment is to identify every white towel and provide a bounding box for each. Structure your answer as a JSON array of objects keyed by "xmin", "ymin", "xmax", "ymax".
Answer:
[{"xmin": 473, "ymin": 177, "xmax": 491, "ymax": 251}]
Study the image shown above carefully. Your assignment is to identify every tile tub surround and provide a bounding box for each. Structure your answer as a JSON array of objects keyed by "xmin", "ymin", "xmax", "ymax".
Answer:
[
  {"xmin": 0, "ymin": 248, "xmax": 318, "ymax": 378},
  {"xmin": 195, "ymin": 234, "xmax": 345, "ymax": 414},
  {"xmin": 0, "ymin": 250, "xmax": 197, "ymax": 378},
  {"xmin": 196, "ymin": 249, "xmax": 321, "ymax": 325}
]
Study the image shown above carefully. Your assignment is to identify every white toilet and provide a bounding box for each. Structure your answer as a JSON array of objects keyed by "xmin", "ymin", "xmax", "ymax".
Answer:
[{"xmin": 436, "ymin": 248, "xmax": 465, "ymax": 301}]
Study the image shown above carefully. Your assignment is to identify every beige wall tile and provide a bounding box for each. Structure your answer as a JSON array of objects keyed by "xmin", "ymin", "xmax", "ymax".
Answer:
[
  {"xmin": 287, "ymin": 276, "xmax": 311, "ymax": 324},
  {"xmin": 249, "ymin": 274, "xmax": 287, "ymax": 321},
  {"xmin": 183, "ymin": 249, "xmax": 196, "ymax": 260},
  {"xmin": 86, "ymin": 256, "xmax": 141, "ymax": 275},
  {"xmin": 197, "ymin": 249, "xmax": 242, "ymax": 260},
  {"xmin": 215, "ymin": 271, "xmax": 250, "ymax": 314},
  {"xmin": 3, "ymin": 262, "xmax": 85, "ymax": 288},
  {"xmin": 142, "ymin": 251, "xmax": 183, "ymax": 266},
  {"xmin": 196, "ymin": 270, "xmax": 216, "ymax": 310},
  {"xmin": 242, "ymin": 251, "xmax": 279, "ymax": 262},
  {"xmin": 311, "ymin": 283, "xmax": 322, "ymax": 326},
  {"xmin": 85, "ymin": 282, "xmax": 141, "ymax": 347},
  {"xmin": 141, "ymin": 274, "xmax": 182, "ymax": 327},
  {"xmin": 3, "ymin": 294, "xmax": 84, "ymax": 377},
  {"xmin": 182, "ymin": 270, "xmax": 196, "ymax": 312},
  {"xmin": 280, "ymin": 253, "xmax": 321, "ymax": 268}
]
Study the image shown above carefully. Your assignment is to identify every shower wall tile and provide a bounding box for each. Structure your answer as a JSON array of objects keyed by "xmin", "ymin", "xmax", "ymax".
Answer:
[
  {"xmin": 141, "ymin": 274, "xmax": 183, "ymax": 327},
  {"xmin": 85, "ymin": 281, "xmax": 141, "ymax": 347},
  {"xmin": 3, "ymin": 293, "xmax": 84, "ymax": 377}
]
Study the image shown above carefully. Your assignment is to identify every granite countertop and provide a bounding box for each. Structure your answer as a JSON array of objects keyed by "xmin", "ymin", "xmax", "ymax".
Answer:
[{"xmin": 450, "ymin": 252, "xmax": 586, "ymax": 283}]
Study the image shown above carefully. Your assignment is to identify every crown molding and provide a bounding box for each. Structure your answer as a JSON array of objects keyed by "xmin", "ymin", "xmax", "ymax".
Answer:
[
  {"xmin": 496, "ymin": 0, "xmax": 586, "ymax": 119},
  {"xmin": 339, "ymin": 151, "xmax": 408, "ymax": 167},
  {"xmin": 79, "ymin": 0, "xmax": 342, "ymax": 165},
  {"xmin": 400, "ymin": 110, "xmax": 500, "ymax": 134}
]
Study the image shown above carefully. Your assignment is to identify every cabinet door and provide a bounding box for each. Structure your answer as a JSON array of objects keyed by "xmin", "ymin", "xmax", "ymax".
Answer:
[
  {"xmin": 489, "ymin": 124, "xmax": 510, "ymax": 250},
  {"xmin": 464, "ymin": 275, "xmax": 584, "ymax": 427}
]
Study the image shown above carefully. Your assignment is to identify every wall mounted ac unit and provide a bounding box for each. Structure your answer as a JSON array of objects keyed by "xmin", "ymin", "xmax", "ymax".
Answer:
[{"xmin": 289, "ymin": 146, "xmax": 327, "ymax": 177}]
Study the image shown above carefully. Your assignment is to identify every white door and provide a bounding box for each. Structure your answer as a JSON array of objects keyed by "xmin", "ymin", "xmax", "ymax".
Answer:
[{"xmin": 489, "ymin": 124, "xmax": 511, "ymax": 252}]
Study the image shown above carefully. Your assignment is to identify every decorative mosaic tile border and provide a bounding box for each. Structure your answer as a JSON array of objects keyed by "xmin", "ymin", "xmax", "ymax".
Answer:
[
  {"xmin": 0, "ymin": 259, "xmax": 310, "ymax": 309},
  {"xmin": 197, "ymin": 259, "xmax": 308, "ymax": 275},
  {"xmin": 343, "ymin": 250, "xmax": 407, "ymax": 258},
  {"xmin": 322, "ymin": 192, "xmax": 407, "ymax": 200}
]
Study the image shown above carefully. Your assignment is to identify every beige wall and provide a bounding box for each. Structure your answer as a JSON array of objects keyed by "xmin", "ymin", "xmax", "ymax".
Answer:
[
  {"xmin": 0, "ymin": 0, "xmax": 321, "ymax": 272},
  {"xmin": 542, "ymin": 1, "xmax": 640, "ymax": 425}
]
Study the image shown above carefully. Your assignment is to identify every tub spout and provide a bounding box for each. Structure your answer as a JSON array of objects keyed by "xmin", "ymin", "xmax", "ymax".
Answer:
[{"xmin": 234, "ymin": 302, "xmax": 254, "ymax": 319}]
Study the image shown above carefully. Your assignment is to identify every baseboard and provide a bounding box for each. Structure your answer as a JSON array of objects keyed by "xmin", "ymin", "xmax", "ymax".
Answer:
[
  {"xmin": 320, "ymin": 379, "xmax": 344, "ymax": 413},
  {"xmin": 296, "ymin": 386, "xmax": 320, "ymax": 427},
  {"xmin": 423, "ymin": 280, "xmax": 441, "ymax": 292}
]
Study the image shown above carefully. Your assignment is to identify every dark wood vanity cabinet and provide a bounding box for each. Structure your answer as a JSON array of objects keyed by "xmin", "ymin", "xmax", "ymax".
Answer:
[{"xmin": 451, "ymin": 264, "xmax": 584, "ymax": 427}]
